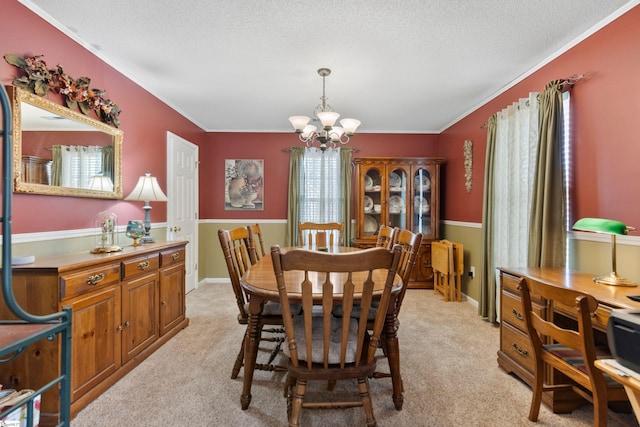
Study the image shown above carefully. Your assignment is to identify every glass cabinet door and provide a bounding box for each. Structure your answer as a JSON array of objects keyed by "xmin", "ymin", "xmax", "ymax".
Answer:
[
  {"xmin": 363, "ymin": 167, "xmax": 382, "ymax": 237},
  {"xmin": 388, "ymin": 167, "xmax": 407, "ymax": 230},
  {"xmin": 413, "ymin": 167, "xmax": 432, "ymax": 235}
]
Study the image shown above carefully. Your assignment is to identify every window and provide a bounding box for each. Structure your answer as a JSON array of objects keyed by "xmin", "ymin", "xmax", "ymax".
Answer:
[
  {"xmin": 298, "ymin": 147, "xmax": 343, "ymax": 224},
  {"xmin": 57, "ymin": 145, "xmax": 103, "ymax": 189}
]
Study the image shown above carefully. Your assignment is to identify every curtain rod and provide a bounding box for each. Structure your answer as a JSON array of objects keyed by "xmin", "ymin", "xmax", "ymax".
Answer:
[{"xmin": 479, "ymin": 73, "xmax": 585, "ymax": 128}]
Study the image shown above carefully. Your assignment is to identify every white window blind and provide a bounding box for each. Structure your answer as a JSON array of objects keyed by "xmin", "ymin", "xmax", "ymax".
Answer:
[{"xmin": 299, "ymin": 147, "xmax": 343, "ymax": 224}]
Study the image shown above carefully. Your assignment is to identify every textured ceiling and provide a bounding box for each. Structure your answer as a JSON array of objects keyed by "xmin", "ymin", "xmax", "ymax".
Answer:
[{"xmin": 21, "ymin": 0, "xmax": 639, "ymax": 133}]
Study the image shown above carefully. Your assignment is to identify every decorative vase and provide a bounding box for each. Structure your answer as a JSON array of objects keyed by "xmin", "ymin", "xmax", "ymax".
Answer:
[
  {"xmin": 125, "ymin": 220, "xmax": 145, "ymax": 246},
  {"xmin": 242, "ymin": 191, "xmax": 258, "ymax": 208}
]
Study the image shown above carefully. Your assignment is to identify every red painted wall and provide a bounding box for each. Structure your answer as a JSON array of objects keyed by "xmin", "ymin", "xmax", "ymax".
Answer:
[
  {"xmin": 199, "ymin": 133, "xmax": 439, "ymax": 219},
  {"xmin": 1, "ymin": 1, "xmax": 205, "ymax": 234},
  {"xmin": 3, "ymin": 1, "xmax": 639, "ymax": 232},
  {"xmin": 439, "ymin": 5, "xmax": 640, "ymax": 226}
]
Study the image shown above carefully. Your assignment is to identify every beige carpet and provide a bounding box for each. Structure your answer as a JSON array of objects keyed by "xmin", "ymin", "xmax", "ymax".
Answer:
[{"xmin": 70, "ymin": 283, "xmax": 638, "ymax": 426}]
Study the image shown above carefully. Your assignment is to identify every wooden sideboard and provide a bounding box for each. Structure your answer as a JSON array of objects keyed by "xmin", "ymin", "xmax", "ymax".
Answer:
[
  {"xmin": 0, "ymin": 241, "xmax": 189, "ymax": 425},
  {"xmin": 497, "ymin": 267, "xmax": 640, "ymax": 413}
]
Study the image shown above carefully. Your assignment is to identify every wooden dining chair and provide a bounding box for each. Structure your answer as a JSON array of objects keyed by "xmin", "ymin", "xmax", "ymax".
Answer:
[
  {"xmin": 218, "ymin": 227, "xmax": 293, "ymax": 379},
  {"xmin": 519, "ymin": 277, "xmax": 629, "ymax": 427},
  {"xmin": 392, "ymin": 230, "xmax": 423, "ymax": 314},
  {"xmin": 272, "ymin": 245, "xmax": 402, "ymax": 427},
  {"xmin": 248, "ymin": 223, "xmax": 267, "ymax": 260},
  {"xmin": 371, "ymin": 229, "xmax": 421, "ymax": 383},
  {"xmin": 298, "ymin": 221, "xmax": 344, "ymax": 247},
  {"xmin": 375, "ymin": 225, "xmax": 398, "ymax": 250}
]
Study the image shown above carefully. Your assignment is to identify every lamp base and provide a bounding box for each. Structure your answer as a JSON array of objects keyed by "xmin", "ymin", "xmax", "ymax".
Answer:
[{"xmin": 593, "ymin": 273, "xmax": 638, "ymax": 287}]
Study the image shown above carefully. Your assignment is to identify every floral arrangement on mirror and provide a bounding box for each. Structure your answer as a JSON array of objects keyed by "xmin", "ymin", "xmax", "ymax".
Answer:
[{"xmin": 4, "ymin": 53, "xmax": 121, "ymax": 127}]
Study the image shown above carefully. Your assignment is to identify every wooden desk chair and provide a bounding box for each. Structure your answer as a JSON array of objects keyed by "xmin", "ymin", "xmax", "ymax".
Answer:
[
  {"xmin": 519, "ymin": 278, "xmax": 629, "ymax": 427},
  {"xmin": 375, "ymin": 225, "xmax": 398, "ymax": 250},
  {"xmin": 272, "ymin": 245, "xmax": 402, "ymax": 427},
  {"xmin": 432, "ymin": 240, "xmax": 454, "ymax": 301},
  {"xmin": 248, "ymin": 223, "xmax": 266, "ymax": 260},
  {"xmin": 298, "ymin": 221, "xmax": 343, "ymax": 247},
  {"xmin": 218, "ymin": 227, "xmax": 293, "ymax": 379}
]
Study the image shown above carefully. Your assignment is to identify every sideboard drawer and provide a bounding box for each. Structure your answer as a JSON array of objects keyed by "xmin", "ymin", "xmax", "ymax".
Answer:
[
  {"xmin": 501, "ymin": 321, "xmax": 535, "ymax": 373},
  {"xmin": 60, "ymin": 263, "xmax": 121, "ymax": 300},
  {"xmin": 122, "ymin": 254, "xmax": 159, "ymax": 279},
  {"xmin": 160, "ymin": 248, "xmax": 185, "ymax": 267}
]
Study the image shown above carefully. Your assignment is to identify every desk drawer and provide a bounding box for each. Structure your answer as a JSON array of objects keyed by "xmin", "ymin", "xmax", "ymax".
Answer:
[
  {"xmin": 501, "ymin": 321, "xmax": 535, "ymax": 373},
  {"xmin": 501, "ymin": 272, "xmax": 523, "ymax": 295},
  {"xmin": 60, "ymin": 263, "xmax": 121, "ymax": 300},
  {"xmin": 501, "ymin": 290, "xmax": 546, "ymax": 333},
  {"xmin": 122, "ymin": 254, "xmax": 159, "ymax": 279},
  {"xmin": 160, "ymin": 248, "xmax": 185, "ymax": 267},
  {"xmin": 592, "ymin": 304, "xmax": 611, "ymax": 332}
]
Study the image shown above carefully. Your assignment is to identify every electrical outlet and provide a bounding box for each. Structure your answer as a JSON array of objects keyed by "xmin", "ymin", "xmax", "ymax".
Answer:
[{"xmin": 469, "ymin": 266, "xmax": 476, "ymax": 278}]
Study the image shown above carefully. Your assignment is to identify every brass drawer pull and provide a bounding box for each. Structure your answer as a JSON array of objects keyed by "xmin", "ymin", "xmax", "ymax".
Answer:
[
  {"xmin": 512, "ymin": 342, "xmax": 528, "ymax": 357},
  {"xmin": 171, "ymin": 252, "xmax": 180, "ymax": 261},
  {"xmin": 137, "ymin": 260, "xmax": 150, "ymax": 270},
  {"xmin": 86, "ymin": 273, "xmax": 106, "ymax": 286},
  {"xmin": 511, "ymin": 308, "xmax": 523, "ymax": 321}
]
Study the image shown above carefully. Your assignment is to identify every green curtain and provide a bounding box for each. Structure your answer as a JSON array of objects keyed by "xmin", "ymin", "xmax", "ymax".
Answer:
[
  {"xmin": 340, "ymin": 148, "xmax": 353, "ymax": 246},
  {"xmin": 51, "ymin": 144, "xmax": 62, "ymax": 186},
  {"xmin": 479, "ymin": 114, "xmax": 498, "ymax": 322},
  {"xmin": 528, "ymin": 80, "xmax": 566, "ymax": 268},
  {"xmin": 285, "ymin": 147, "xmax": 305, "ymax": 246}
]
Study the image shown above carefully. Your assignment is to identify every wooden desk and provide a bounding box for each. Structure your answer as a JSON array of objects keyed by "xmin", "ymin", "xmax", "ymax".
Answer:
[
  {"xmin": 595, "ymin": 359, "xmax": 640, "ymax": 423},
  {"xmin": 240, "ymin": 246, "xmax": 405, "ymax": 411},
  {"xmin": 497, "ymin": 267, "xmax": 640, "ymax": 413}
]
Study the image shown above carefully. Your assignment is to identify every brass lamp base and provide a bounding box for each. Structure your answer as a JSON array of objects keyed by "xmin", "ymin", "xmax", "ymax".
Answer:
[{"xmin": 593, "ymin": 272, "xmax": 638, "ymax": 287}]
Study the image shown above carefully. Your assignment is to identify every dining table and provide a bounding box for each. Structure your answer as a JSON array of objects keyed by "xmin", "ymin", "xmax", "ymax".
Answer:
[{"xmin": 239, "ymin": 245, "xmax": 406, "ymax": 411}]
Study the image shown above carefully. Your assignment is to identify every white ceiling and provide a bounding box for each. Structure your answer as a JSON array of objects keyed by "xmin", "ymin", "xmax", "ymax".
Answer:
[{"xmin": 21, "ymin": 0, "xmax": 639, "ymax": 133}]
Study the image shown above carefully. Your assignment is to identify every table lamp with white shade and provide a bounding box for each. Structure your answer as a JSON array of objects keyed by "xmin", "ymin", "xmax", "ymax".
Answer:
[{"xmin": 125, "ymin": 172, "xmax": 168, "ymax": 243}]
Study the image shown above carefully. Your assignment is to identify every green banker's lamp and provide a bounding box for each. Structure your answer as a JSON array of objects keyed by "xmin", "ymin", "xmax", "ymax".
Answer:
[{"xmin": 572, "ymin": 218, "xmax": 637, "ymax": 287}]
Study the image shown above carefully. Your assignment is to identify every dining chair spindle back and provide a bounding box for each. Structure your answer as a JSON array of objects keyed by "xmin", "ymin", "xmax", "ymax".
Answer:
[
  {"xmin": 272, "ymin": 245, "xmax": 402, "ymax": 426},
  {"xmin": 375, "ymin": 225, "xmax": 398, "ymax": 250},
  {"xmin": 218, "ymin": 227, "xmax": 289, "ymax": 379},
  {"xmin": 248, "ymin": 223, "xmax": 267, "ymax": 260},
  {"xmin": 298, "ymin": 221, "xmax": 344, "ymax": 247}
]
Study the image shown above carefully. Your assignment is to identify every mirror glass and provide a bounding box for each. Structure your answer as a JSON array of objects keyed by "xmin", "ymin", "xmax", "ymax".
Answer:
[{"xmin": 9, "ymin": 86, "xmax": 123, "ymax": 199}]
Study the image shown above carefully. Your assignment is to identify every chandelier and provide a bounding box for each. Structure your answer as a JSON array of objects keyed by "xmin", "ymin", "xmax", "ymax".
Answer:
[{"xmin": 288, "ymin": 68, "xmax": 361, "ymax": 151}]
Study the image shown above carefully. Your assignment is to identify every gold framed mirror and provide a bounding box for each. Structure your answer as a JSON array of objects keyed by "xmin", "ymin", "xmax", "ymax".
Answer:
[{"xmin": 8, "ymin": 85, "xmax": 123, "ymax": 199}]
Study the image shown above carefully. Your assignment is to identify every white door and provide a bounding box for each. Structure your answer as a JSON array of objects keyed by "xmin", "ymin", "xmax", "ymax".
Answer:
[{"xmin": 166, "ymin": 132, "xmax": 198, "ymax": 293}]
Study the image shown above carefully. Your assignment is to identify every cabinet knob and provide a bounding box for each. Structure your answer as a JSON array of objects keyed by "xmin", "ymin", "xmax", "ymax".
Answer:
[
  {"xmin": 117, "ymin": 325, "xmax": 123, "ymax": 331},
  {"xmin": 161, "ymin": 300, "xmax": 167, "ymax": 306},
  {"xmin": 171, "ymin": 253, "xmax": 180, "ymax": 261},
  {"xmin": 137, "ymin": 260, "xmax": 150, "ymax": 270},
  {"xmin": 172, "ymin": 226, "xmax": 182, "ymax": 232},
  {"xmin": 124, "ymin": 321, "xmax": 130, "ymax": 327}
]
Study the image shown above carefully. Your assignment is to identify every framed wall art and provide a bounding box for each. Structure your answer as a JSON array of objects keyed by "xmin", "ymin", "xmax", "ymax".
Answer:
[{"xmin": 224, "ymin": 159, "xmax": 264, "ymax": 210}]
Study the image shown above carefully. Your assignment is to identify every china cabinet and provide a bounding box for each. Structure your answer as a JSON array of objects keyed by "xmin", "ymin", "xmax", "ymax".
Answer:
[{"xmin": 353, "ymin": 157, "xmax": 445, "ymax": 288}]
